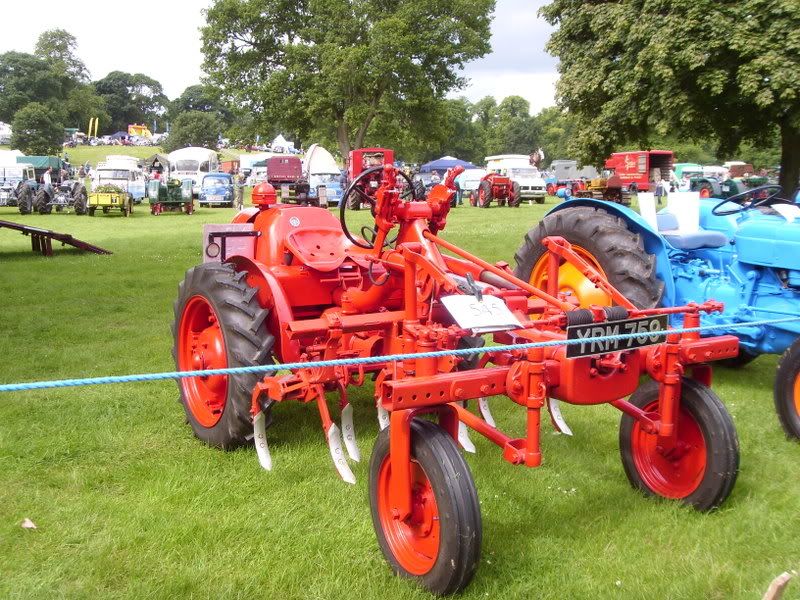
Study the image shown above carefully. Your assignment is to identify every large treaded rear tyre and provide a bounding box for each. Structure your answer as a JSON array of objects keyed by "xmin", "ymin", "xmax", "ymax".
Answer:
[
  {"xmin": 73, "ymin": 185, "xmax": 87, "ymax": 215},
  {"xmin": 508, "ymin": 181, "xmax": 522, "ymax": 207},
  {"xmin": 369, "ymin": 419, "xmax": 481, "ymax": 595},
  {"xmin": 620, "ymin": 378, "xmax": 739, "ymax": 511},
  {"xmin": 478, "ymin": 180, "xmax": 492, "ymax": 208},
  {"xmin": 774, "ymin": 338, "xmax": 800, "ymax": 440},
  {"xmin": 35, "ymin": 189, "xmax": 52, "ymax": 214},
  {"xmin": 513, "ymin": 205, "xmax": 664, "ymax": 308},
  {"xmin": 172, "ymin": 262, "xmax": 275, "ymax": 449},
  {"xmin": 17, "ymin": 184, "xmax": 32, "ymax": 214}
]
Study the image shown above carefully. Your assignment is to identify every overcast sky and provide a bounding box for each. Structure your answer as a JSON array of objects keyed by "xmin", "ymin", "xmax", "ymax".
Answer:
[{"xmin": 0, "ymin": 0, "xmax": 558, "ymax": 115}]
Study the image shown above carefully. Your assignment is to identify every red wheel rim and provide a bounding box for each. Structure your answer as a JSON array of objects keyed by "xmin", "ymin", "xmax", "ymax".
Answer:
[
  {"xmin": 178, "ymin": 295, "xmax": 228, "ymax": 427},
  {"xmin": 630, "ymin": 401, "xmax": 706, "ymax": 498},
  {"xmin": 377, "ymin": 456, "xmax": 440, "ymax": 575},
  {"xmin": 700, "ymin": 188, "xmax": 710, "ymax": 199},
  {"xmin": 792, "ymin": 372, "xmax": 800, "ymax": 418}
]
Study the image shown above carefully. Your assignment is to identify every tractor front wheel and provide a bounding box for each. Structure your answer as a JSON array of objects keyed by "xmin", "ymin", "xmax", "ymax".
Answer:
[
  {"xmin": 619, "ymin": 378, "xmax": 739, "ymax": 511},
  {"xmin": 774, "ymin": 338, "xmax": 800, "ymax": 440},
  {"xmin": 173, "ymin": 262, "xmax": 276, "ymax": 448},
  {"xmin": 369, "ymin": 419, "xmax": 482, "ymax": 595}
]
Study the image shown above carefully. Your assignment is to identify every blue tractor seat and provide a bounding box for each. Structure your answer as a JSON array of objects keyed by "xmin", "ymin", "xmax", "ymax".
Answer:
[{"xmin": 656, "ymin": 213, "xmax": 729, "ymax": 250}]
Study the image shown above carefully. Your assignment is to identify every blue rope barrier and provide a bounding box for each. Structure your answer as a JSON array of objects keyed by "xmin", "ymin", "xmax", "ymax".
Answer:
[{"xmin": 1, "ymin": 315, "xmax": 798, "ymax": 393}]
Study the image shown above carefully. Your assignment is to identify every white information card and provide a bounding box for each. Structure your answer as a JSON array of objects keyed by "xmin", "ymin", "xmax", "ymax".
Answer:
[{"xmin": 440, "ymin": 294, "xmax": 522, "ymax": 334}]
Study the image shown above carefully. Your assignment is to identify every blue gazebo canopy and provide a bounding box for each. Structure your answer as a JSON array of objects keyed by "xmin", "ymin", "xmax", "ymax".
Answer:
[{"xmin": 419, "ymin": 156, "xmax": 477, "ymax": 173}]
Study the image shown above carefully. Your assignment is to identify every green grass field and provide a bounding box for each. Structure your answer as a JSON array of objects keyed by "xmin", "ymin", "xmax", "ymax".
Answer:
[{"xmin": 0, "ymin": 198, "xmax": 798, "ymax": 599}]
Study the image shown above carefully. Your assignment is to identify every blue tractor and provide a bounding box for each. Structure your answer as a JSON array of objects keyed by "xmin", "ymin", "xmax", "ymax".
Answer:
[{"xmin": 513, "ymin": 185, "xmax": 800, "ymax": 440}]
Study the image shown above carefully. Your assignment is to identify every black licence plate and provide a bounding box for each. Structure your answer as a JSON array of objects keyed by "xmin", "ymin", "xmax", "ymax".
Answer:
[{"xmin": 566, "ymin": 314, "xmax": 669, "ymax": 358}]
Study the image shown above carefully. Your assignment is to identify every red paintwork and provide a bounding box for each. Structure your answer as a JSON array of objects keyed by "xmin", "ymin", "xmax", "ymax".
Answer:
[
  {"xmin": 267, "ymin": 156, "xmax": 303, "ymax": 184},
  {"xmin": 377, "ymin": 454, "xmax": 440, "ymax": 574},
  {"xmin": 604, "ymin": 150, "xmax": 674, "ymax": 191},
  {"xmin": 177, "ymin": 295, "xmax": 228, "ymax": 427},
  {"xmin": 348, "ymin": 148, "xmax": 395, "ymax": 180},
  {"xmin": 191, "ymin": 156, "xmax": 739, "ymax": 582},
  {"xmin": 478, "ymin": 172, "xmax": 515, "ymax": 206}
]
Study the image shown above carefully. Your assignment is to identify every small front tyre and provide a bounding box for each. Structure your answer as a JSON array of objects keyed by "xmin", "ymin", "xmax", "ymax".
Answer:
[
  {"xmin": 774, "ymin": 338, "xmax": 800, "ymax": 440},
  {"xmin": 369, "ymin": 419, "xmax": 482, "ymax": 595},
  {"xmin": 619, "ymin": 378, "xmax": 739, "ymax": 511}
]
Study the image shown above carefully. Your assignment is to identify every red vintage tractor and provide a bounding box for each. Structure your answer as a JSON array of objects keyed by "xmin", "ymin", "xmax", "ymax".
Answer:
[
  {"xmin": 173, "ymin": 162, "xmax": 741, "ymax": 595},
  {"xmin": 344, "ymin": 147, "xmax": 396, "ymax": 210},
  {"xmin": 471, "ymin": 171, "xmax": 521, "ymax": 207}
]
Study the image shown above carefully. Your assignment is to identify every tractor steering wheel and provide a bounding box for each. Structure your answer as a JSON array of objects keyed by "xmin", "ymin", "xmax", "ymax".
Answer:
[
  {"xmin": 711, "ymin": 184, "xmax": 788, "ymax": 216},
  {"xmin": 339, "ymin": 165, "xmax": 415, "ymax": 249}
]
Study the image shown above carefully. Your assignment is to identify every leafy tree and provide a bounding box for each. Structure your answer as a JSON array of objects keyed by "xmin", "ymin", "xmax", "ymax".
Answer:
[
  {"xmin": 169, "ymin": 84, "xmax": 233, "ymax": 126},
  {"xmin": 64, "ymin": 85, "xmax": 110, "ymax": 132},
  {"xmin": 542, "ymin": 0, "xmax": 800, "ymax": 192},
  {"xmin": 530, "ymin": 107, "xmax": 576, "ymax": 166},
  {"xmin": 472, "ymin": 96, "xmax": 498, "ymax": 130},
  {"xmin": 94, "ymin": 71, "xmax": 168, "ymax": 132},
  {"xmin": 202, "ymin": 0, "xmax": 495, "ymax": 158},
  {"xmin": 10, "ymin": 102, "xmax": 64, "ymax": 155},
  {"xmin": 163, "ymin": 111, "xmax": 221, "ymax": 152},
  {"xmin": 34, "ymin": 28, "xmax": 89, "ymax": 83},
  {"xmin": 485, "ymin": 95, "xmax": 538, "ymax": 155},
  {"xmin": 0, "ymin": 52, "xmax": 68, "ymax": 122}
]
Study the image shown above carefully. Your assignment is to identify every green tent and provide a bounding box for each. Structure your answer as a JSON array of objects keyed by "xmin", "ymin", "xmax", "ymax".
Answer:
[{"xmin": 16, "ymin": 156, "xmax": 63, "ymax": 170}]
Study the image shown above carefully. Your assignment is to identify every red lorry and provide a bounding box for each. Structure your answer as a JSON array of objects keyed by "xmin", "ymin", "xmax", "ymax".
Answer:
[{"xmin": 604, "ymin": 150, "xmax": 674, "ymax": 192}]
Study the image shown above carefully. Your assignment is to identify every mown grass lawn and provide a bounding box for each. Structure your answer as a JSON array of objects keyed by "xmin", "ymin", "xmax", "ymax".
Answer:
[{"xmin": 0, "ymin": 198, "xmax": 798, "ymax": 599}]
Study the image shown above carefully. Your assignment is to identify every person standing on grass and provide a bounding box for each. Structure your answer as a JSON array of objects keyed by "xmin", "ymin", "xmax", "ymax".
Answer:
[
  {"xmin": 42, "ymin": 167, "xmax": 52, "ymax": 187},
  {"xmin": 234, "ymin": 169, "xmax": 244, "ymax": 210}
]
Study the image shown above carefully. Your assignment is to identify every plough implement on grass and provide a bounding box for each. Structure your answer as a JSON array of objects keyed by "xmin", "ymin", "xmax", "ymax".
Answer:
[{"xmin": 174, "ymin": 163, "xmax": 741, "ymax": 594}]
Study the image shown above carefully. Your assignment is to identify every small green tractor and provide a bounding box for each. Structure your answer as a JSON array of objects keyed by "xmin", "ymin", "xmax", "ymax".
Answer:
[{"xmin": 148, "ymin": 179, "xmax": 195, "ymax": 215}]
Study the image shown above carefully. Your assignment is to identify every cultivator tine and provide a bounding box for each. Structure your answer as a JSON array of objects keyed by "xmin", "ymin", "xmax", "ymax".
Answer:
[
  {"xmin": 377, "ymin": 403, "xmax": 390, "ymax": 431},
  {"xmin": 478, "ymin": 397, "xmax": 496, "ymax": 427},
  {"xmin": 457, "ymin": 402, "xmax": 477, "ymax": 453},
  {"xmin": 340, "ymin": 402, "xmax": 361, "ymax": 463},
  {"xmin": 326, "ymin": 423, "xmax": 356, "ymax": 484},
  {"xmin": 547, "ymin": 398, "xmax": 573, "ymax": 436},
  {"xmin": 253, "ymin": 411, "xmax": 273, "ymax": 471}
]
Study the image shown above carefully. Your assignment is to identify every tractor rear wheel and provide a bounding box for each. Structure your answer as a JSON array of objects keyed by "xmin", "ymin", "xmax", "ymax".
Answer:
[
  {"xmin": 369, "ymin": 419, "xmax": 481, "ymax": 595},
  {"xmin": 35, "ymin": 189, "xmax": 51, "ymax": 214},
  {"xmin": 774, "ymin": 338, "xmax": 800, "ymax": 440},
  {"xmin": 508, "ymin": 182, "xmax": 522, "ymax": 207},
  {"xmin": 514, "ymin": 205, "xmax": 664, "ymax": 309},
  {"xmin": 478, "ymin": 180, "xmax": 492, "ymax": 208},
  {"xmin": 173, "ymin": 262, "xmax": 275, "ymax": 449},
  {"xmin": 345, "ymin": 189, "xmax": 362, "ymax": 210},
  {"xmin": 619, "ymin": 378, "xmax": 739, "ymax": 511},
  {"xmin": 17, "ymin": 185, "xmax": 32, "ymax": 214},
  {"xmin": 73, "ymin": 186, "xmax": 88, "ymax": 215}
]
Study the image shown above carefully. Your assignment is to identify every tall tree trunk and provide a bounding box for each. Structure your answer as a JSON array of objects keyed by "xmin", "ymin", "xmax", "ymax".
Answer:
[
  {"xmin": 336, "ymin": 119, "xmax": 351, "ymax": 160},
  {"xmin": 778, "ymin": 117, "xmax": 800, "ymax": 197}
]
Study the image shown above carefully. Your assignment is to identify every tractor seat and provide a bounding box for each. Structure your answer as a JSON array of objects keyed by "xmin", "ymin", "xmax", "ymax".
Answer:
[
  {"xmin": 656, "ymin": 213, "xmax": 729, "ymax": 250},
  {"xmin": 284, "ymin": 226, "xmax": 370, "ymax": 272}
]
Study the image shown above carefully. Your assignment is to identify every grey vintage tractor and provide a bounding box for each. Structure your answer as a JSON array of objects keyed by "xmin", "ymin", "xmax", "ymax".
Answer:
[{"xmin": 33, "ymin": 181, "xmax": 88, "ymax": 215}]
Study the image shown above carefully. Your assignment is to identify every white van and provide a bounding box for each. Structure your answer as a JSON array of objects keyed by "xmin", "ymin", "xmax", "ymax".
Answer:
[
  {"xmin": 92, "ymin": 155, "xmax": 147, "ymax": 202},
  {"xmin": 485, "ymin": 154, "xmax": 547, "ymax": 202},
  {"xmin": 167, "ymin": 147, "xmax": 220, "ymax": 195}
]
